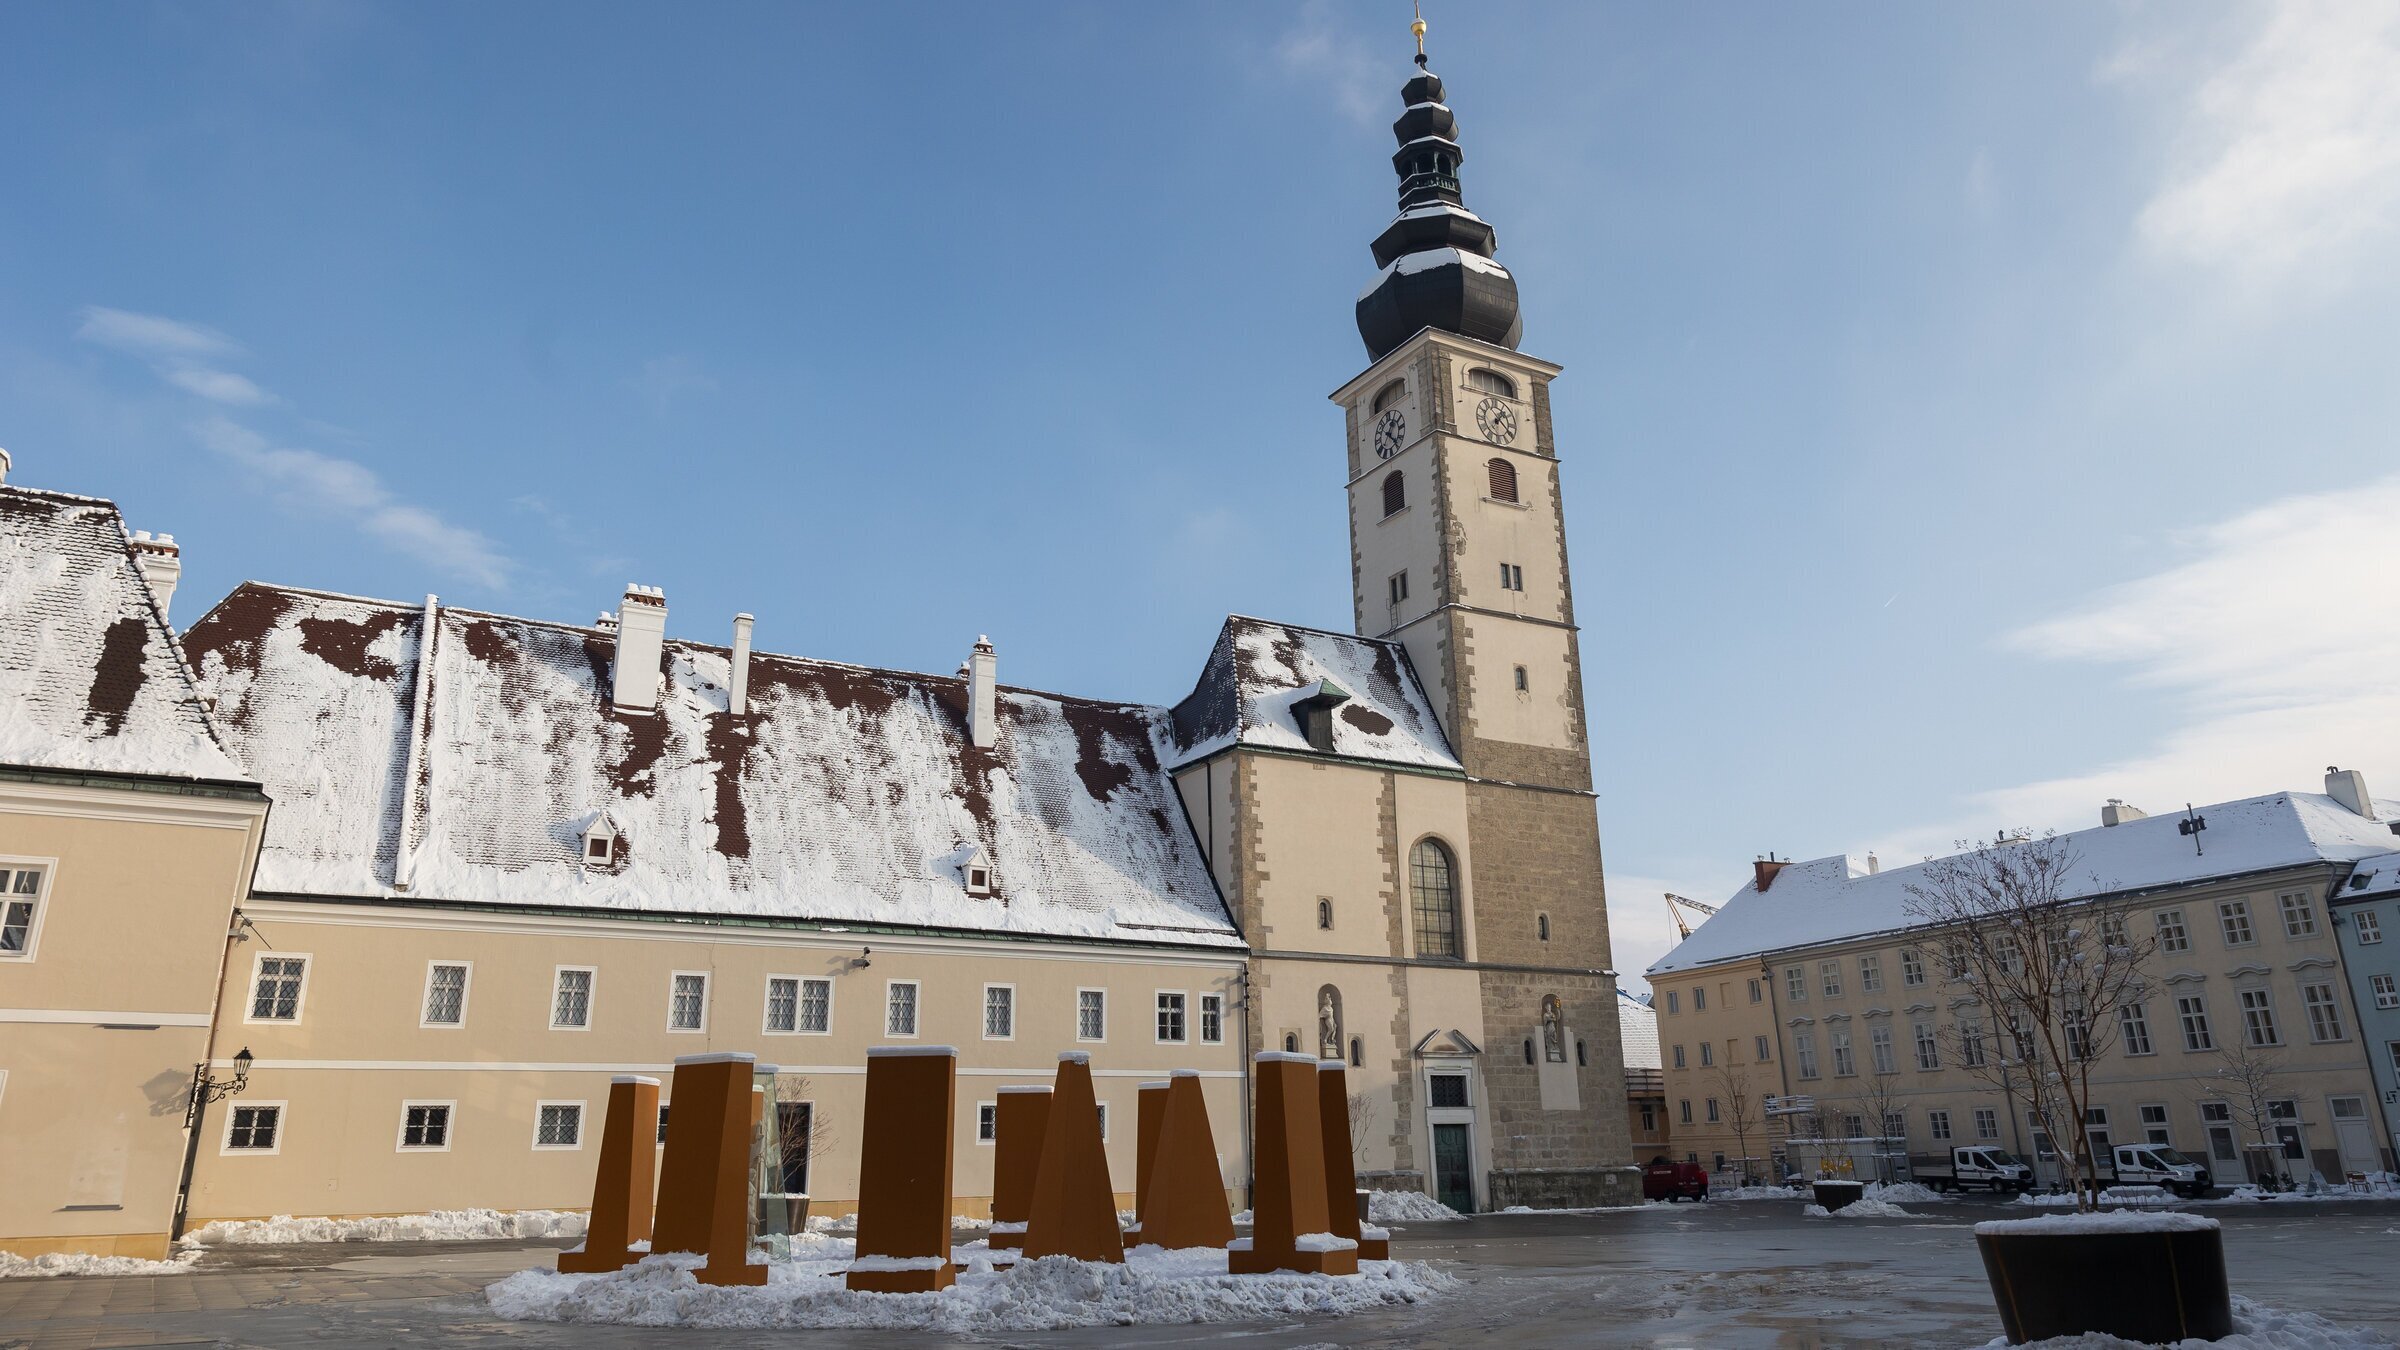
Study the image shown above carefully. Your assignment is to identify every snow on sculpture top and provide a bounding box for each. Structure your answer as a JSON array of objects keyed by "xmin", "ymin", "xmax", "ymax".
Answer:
[{"xmin": 184, "ymin": 584, "xmax": 1238, "ymax": 947}]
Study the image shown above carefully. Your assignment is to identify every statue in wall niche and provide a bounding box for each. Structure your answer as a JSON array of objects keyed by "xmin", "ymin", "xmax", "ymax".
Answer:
[
  {"xmin": 1318, "ymin": 986, "xmax": 1343, "ymax": 1062},
  {"xmin": 1541, "ymin": 995, "xmax": 1566, "ymax": 1063}
]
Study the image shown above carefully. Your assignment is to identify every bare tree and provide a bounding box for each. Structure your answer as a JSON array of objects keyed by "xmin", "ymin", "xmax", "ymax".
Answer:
[
  {"xmin": 1849, "ymin": 1068, "xmax": 1912, "ymax": 1185},
  {"xmin": 770, "ymin": 1076, "xmax": 838, "ymax": 1194},
  {"xmin": 1348, "ymin": 1088, "xmax": 1382, "ymax": 1160},
  {"xmin": 1708, "ymin": 1064, "xmax": 1762, "ymax": 1185},
  {"xmin": 1905, "ymin": 834, "xmax": 2153, "ymax": 1211},
  {"xmin": 2205, "ymin": 1039, "xmax": 2294, "ymax": 1190}
]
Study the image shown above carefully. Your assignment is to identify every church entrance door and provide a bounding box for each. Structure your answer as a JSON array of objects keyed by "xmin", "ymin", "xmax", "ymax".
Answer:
[{"xmin": 1433, "ymin": 1123, "xmax": 1475, "ymax": 1214}]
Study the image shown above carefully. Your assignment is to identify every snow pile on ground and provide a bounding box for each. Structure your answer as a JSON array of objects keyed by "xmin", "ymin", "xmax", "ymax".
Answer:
[
  {"xmin": 487, "ymin": 1245, "xmax": 1454, "ymax": 1332},
  {"xmin": 0, "ymin": 1249, "xmax": 198, "ymax": 1279},
  {"xmin": 1978, "ymin": 1294, "xmax": 2392, "ymax": 1348},
  {"xmin": 1802, "ymin": 1196, "xmax": 1914, "ymax": 1219},
  {"xmin": 1368, "ymin": 1191, "xmax": 1464, "ymax": 1224},
  {"xmin": 1708, "ymin": 1184, "xmax": 1805, "ymax": 1202},
  {"xmin": 184, "ymin": 1209, "xmax": 588, "ymax": 1246},
  {"xmin": 1495, "ymin": 1204, "xmax": 1649, "ymax": 1217},
  {"xmin": 1864, "ymin": 1182, "xmax": 1946, "ymax": 1205},
  {"xmin": 2203, "ymin": 1181, "xmax": 2400, "ymax": 1206},
  {"xmin": 2017, "ymin": 1188, "xmax": 2177, "ymax": 1209}
]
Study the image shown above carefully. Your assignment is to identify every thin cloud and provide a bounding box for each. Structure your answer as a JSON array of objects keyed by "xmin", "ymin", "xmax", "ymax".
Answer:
[
  {"xmin": 195, "ymin": 415, "xmax": 511, "ymax": 590},
  {"xmin": 2126, "ymin": 0, "xmax": 2400, "ymax": 291},
  {"xmin": 165, "ymin": 366, "xmax": 275, "ymax": 406},
  {"xmin": 76, "ymin": 305, "xmax": 279, "ymax": 406}
]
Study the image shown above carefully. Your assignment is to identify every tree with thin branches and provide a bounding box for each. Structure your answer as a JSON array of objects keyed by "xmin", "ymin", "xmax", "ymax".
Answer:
[
  {"xmin": 1904, "ymin": 834, "xmax": 2154, "ymax": 1211},
  {"xmin": 1849, "ymin": 1067, "xmax": 1912, "ymax": 1185},
  {"xmin": 1708, "ymin": 1063, "xmax": 1763, "ymax": 1185},
  {"xmin": 2205, "ymin": 1038, "xmax": 2295, "ymax": 1190}
]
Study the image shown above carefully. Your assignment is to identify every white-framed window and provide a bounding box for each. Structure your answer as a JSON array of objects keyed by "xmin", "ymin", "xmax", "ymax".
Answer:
[
  {"xmin": 1959, "ymin": 1018, "xmax": 1987, "ymax": 1068},
  {"xmin": 533, "ymin": 1100, "xmax": 585, "ymax": 1150},
  {"xmin": 667, "ymin": 972, "xmax": 708, "ymax": 1032},
  {"xmin": 1900, "ymin": 950, "xmax": 1926, "ymax": 988},
  {"xmin": 2358, "ymin": 910, "xmax": 2385, "ymax": 945},
  {"xmin": 2238, "ymin": 988, "xmax": 2280, "ymax": 1047},
  {"xmin": 764, "ymin": 976, "xmax": 799, "ymax": 1033},
  {"xmin": 798, "ymin": 977, "xmax": 832, "ymax": 1033},
  {"xmin": 2101, "ymin": 913, "xmax": 2128, "ymax": 949},
  {"xmin": 1913, "ymin": 1021, "xmax": 1940, "ymax": 1070},
  {"xmin": 885, "ymin": 981, "xmax": 920, "ymax": 1038},
  {"xmin": 2177, "ymin": 994, "xmax": 2214, "ymax": 1051},
  {"xmin": 396, "ymin": 1100, "xmax": 455, "ymax": 1152},
  {"xmin": 976, "ymin": 1102, "xmax": 997, "ymax": 1144},
  {"xmin": 1672, "ymin": 1044, "xmax": 1686, "ymax": 1069},
  {"xmin": 2302, "ymin": 982, "xmax": 2346, "ymax": 1042},
  {"xmin": 1869, "ymin": 1026, "xmax": 1896, "ymax": 1074},
  {"xmin": 1785, "ymin": 966, "xmax": 1806, "ymax": 1001},
  {"xmin": 1095, "ymin": 1102, "xmax": 1110, "ymax": 1141},
  {"xmin": 2139, "ymin": 1103, "xmax": 2172, "ymax": 1145},
  {"xmin": 246, "ymin": 953, "xmax": 310, "ymax": 1024},
  {"xmin": 221, "ymin": 1101, "xmax": 285, "ymax": 1155},
  {"xmin": 2278, "ymin": 891, "xmax": 2317, "ymax": 938},
  {"xmin": 1755, "ymin": 1034, "xmax": 1772, "ymax": 1061},
  {"xmin": 1858, "ymin": 954, "xmax": 1884, "ymax": 994},
  {"xmin": 1929, "ymin": 1109, "xmax": 1952, "ymax": 1140},
  {"xmin": 1199, "ymin": 993, "xmax": 1224, "ymax": 1044},
  {"xmin": 1387, "ymin": 570, "xmax": 1409, "ymax": 604},
  {"xmin": 1076, "ymin": 988, "xmax": 1106, "ymax": 1043},
  {"xmin": 1706, "ymin": 1097, "xmax": 1721, "ymax": 1123},
  {"xmin": 1831, "ymin": 1030, "xmax": 1855, "ymax": 1077},
  {"xmin": 1156, "ymin": 991, "xmax": 1188, "ymax": 1044},
  {"xmin": 420, "ymin": 961, "xmax": 470, "ymax": 1028},
  {"xmin": 0, "ymin": 859, "xmax": 55, "ymax": 960},
  {"xmin": 2120, "ymin": 1002, "xmax": 2154, "ymax": 1056},
  {"xmin": 1665, "ymin": 991, "xmax": 1680, "ymax": 1015},
  {"xmin": 2219, "ymin": 900, "xmax": 2255, "ymax": 946},
  {"xmin": 1499, "ymin": 562, "xmax": 1524, "ymax": 591},
  {"xmin": 984, "ymin": 984, "xmax": 1016, "ymax": 1040},
  {"xmin": 1699, "ymin": 1040, "xmax": 1714, "ymax": 1067},
  {"xmin": 2374, "ymin": 974, "xmax": 2399, "ymax": 1010},
  {"xmin": 1693, "ymin": 985, "xmax": 1707, "ymax": 1011},
  {"xmin": 1679, "ymin": 1099, "xmax": 1693, "ymax": 1125},
  {"xmin": 1748, "ymin": 977, "xmax": 1764, "ymax": 1003},
  {"xmin": 656, "ymin": 1103, "xmax": 671, "ymax": 1144},
  {"xmin": 2155, "ymin": 908, "xmax": 2190, "ymax": 953},
  {"xmin": 551, "ymin": 966, "xmax": 595, "ymax": 1030},
  {"xmin": 1793, "ymin": 1032, "xmax": 1818, "ymax": 1079},
  {"xmin": 1819, "ymin": 961, "xmax": 1843, "ymax": 998}
]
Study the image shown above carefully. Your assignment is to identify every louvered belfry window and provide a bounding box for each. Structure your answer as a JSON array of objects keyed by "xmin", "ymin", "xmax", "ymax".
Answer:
[
  {"xmin": 1382, "ymin": 471, "xmax": 1405, "ymax": 517},
  {"xmin": 1486, "ymin": 457, "xmax": 1517, "ymax": 502}
]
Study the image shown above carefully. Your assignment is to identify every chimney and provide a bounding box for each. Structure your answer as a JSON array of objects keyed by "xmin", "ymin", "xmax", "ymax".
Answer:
[
  {"xmin": 2327, "ymin": 767, "xmax": 2375, "ymax": 820},
  {"xmin": 126, "ymin": 530, "xmax": 183, "ymax": 621},
  {"xmin": 0, "ymin": 446, "xmax": 11, "ymax": 483},
  {"xmin": 728, "ymin": 613, "xmax": 755, "ymax": 717},
  {"xmin": 1753, "ymin": 854, "xmax": 1787, "ymax": 893},
  {"xmin": 611, "ymin": 584, "xmax": 667, "ymax": 713},
  {"xmin": 966, "ymin": 635, "xmax": 998, "ymax": 749},
  {"xmin": 2102, "ymin": 798, "xmax": 2147, "ymax": 827},
  {"xmin": 1866, "ymin": 852, "xmax": 1880, "ymax": 875}
]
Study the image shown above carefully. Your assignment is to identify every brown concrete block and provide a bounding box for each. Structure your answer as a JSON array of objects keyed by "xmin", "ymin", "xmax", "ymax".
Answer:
[
  {"xmin": 1020, "ymin": 1052, "xmax": 1123, "ymax": 1263},
  {"xmin": 1315, "ymin": 1061, "xmax": 1387, "ymax": 1260},
  {"xmin": 1230, "ymin": 1052, "xmax": 1357, "ymax": 1276},
  {"xmin": 1136, "ymin": 1071, "xmax": 1234, "ymax": 1251},
  {"xmin": 847, "ymin": 1046, "xmax": 959, "ymax": 1294},
  {"xmin": 652, "ymin": 1053, "xmax": 768, "ymax": 1287},
  {"xmin": 558, "ymin": 1075, "xmax": 660, "ymax": 1274},
  {"xmin": 1130, "ymin": 1079, "xmax": 1170, "ymax": 1237},
  {"xmin": 986, "ymin": 1085, "xmax": 1051, "ymax": 1252}
]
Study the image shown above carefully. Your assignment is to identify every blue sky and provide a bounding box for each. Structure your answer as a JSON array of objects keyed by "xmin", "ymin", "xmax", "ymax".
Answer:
[{"xmin": 3, "ymin": 2, "xmax": 2395, "ymax": 986}]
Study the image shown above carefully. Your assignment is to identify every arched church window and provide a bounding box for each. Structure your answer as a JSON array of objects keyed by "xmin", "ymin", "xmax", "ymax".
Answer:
[
  {"xmin": 1317, "ymin": 898, "xmax": 1333, "ymax": 930},
  {"xmin": 1523, "ymin": 1038, "xmax": 1535, "ymax": 1066},
  {"xmin": 1537, "ymin": 912, "xmax": 1551, "ymax": 942},
  {"xmin": 1486, "ymin": 457, "xmax": 1518, "ymax": 502},
  {"xmin": 1284, "ymin": 1032, "xmax": 1299, "ymax": 1054},
  {"xmin": 1410, "ymin": 838, "xmax": 1461, "ymax": 960},
  {"xmin": 1466, "ymin": 367, "xmax": 1516, "ymax": 399},
  {"xmin": 1382, "ymin": 471, "xmax": 1406, "ymax": 517},
  {"xmin": 1349, "ymin": 1035, "xmax": 1364, "ymax": 1068},
  {"xmin": 1372, "ymin": 380, "xmax": 1407, "ymax": 414},
  {"xmin": 1576, "ymin": 1038, "xmax": 1588, "ymax": 1067}
]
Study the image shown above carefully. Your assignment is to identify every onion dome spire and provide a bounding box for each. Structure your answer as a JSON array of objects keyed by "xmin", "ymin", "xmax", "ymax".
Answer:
[{"xmin": 1354, "ymin": 18, "xmax": 1523, "ymax": 362}]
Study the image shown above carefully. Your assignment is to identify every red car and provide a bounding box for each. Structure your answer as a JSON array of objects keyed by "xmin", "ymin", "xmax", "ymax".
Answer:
[{"xmin": 1643, "ymin": 1158, "xmax": 1709, "ymax": 1202}]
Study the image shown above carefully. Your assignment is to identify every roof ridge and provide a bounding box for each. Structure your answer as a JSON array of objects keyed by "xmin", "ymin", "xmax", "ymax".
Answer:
[
  {"xmin": 1222, "ymin": 612, "xmax": 1402, "ymax": 649},
  {"xmin": 0, "ymin": 482, "xmax": 119, "ymax": 508}
]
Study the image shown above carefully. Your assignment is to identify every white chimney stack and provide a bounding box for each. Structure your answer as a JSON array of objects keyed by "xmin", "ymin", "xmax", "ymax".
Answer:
[
  {"xmin": 2327, "ymin": 767, "xmax": 2374, "ymax": 819},
  {"xmin": 611, "ymin": 584, "xmax": 667, "ymax": 713},
  {"xmin": 126, "ymin": 530, "xmax": 184, "ymax": 621},
  {"xmin": 729, "ymin": 613, "xmax": 755, "ymax": 717},
  {"xmin": 0, "ymin": 446, "xmax": 12, "ymax": 483},
  {"xmin": 2102, "ymin": 799, "xmax": 2147, "ymax": 828},
  {"xmin": 966, "ymin": 635, "xmax": 998, "ymax": 749},
  {"xmin": 1866, "ymin": 852, "xmax": 1880, "ymax": 875}
]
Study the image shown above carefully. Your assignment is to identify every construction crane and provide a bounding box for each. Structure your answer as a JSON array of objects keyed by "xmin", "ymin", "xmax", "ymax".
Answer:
[{"xmin": 1663, "ymin": 892, "xmax": 1719, "ymax": 940}]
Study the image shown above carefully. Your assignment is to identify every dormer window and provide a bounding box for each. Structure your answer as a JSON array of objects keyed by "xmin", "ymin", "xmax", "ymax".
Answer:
[
  {"xmin": 576, "ymin": 813, "xmax": 622, "ymax": 870},
  {"xmin": 585, "ymin": 837, "xmax": 611, "ymax": 863},
  {"xmin": 951, "ymin": 843, "xmax": 994, "ymax": 897}
]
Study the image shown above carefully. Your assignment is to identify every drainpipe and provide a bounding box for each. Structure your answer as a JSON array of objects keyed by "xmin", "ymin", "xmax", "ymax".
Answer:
[
  {"xmin": 170, "ymin": 891, "xmax": 258, "ymax": 1243},
  {"xmin": 1236, "ymin": 967, "xmax": 1254, "ymax": 1215}
]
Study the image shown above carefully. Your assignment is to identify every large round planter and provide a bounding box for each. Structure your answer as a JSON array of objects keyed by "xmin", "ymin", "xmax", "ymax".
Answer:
[
  {"xmin": 1812, "ymin": 1180, "xmax": 1865, "ymax": 1212},
  {"xmin": 1976, "ymin": 1219, "xmax": 2232, "ymax": 1345}
]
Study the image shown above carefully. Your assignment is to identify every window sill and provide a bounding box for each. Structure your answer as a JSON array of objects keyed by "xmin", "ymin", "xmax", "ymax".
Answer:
[{"xmin": 1480, "ymin": 496, "xmax": 1529, "ymax": 510}]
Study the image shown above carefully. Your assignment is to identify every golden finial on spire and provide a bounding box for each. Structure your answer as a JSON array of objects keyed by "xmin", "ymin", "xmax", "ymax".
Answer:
[{"xmin": 1412, "ymin": 1, "xmax": 1427, "ymax": 58}]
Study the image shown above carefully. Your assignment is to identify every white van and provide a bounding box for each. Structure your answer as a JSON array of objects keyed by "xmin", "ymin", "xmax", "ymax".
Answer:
[{"xmin": 2111, "ymin": 1144, "xmax": 2212, "ymax": 1198}]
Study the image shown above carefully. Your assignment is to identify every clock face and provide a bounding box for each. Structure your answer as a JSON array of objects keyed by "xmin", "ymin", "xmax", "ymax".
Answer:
[
  {"xmin": 1372, "ymin": 408, "xmax": 1407, "ymax": 459},
  {"xmin": 1475, "ymin": 396, "xmax": 1519, "ymax": 446}
]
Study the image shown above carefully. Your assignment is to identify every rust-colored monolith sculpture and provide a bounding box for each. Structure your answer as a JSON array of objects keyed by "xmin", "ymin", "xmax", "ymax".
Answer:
[
  {"xmin": 846, "ymin": 1046, "xmax": 959, "ymax": 1293},
  {"xmin": 1129, "ymin": 1079, "xmax": 1169, "ymax": 1239},
  {"xmin": 1020, "ymin": 1051, "xmax": 1124, "ymax": 1263},
  {"xmin": 1230, "ymin": 1051, "xmax": 1357, "ymax": 1276},
  {"xmin": 650, "ymin": 1052, "xmax": 768, "ymax": 1286},
  {"xmin": 987, "ymin": 1084, "xmax": 1051, "ymax": 1253},
  {"xmin": 1317, "ymin": 1060, "xmax": 1388, "ymax": 1260},
  {"xmin": 1136, "ymin": 1069, "xmax": 1235, "ymax": 1251},
  {"xmin": 558, "ymin": 1074, "xmax": 660, "ymax": 1273}
]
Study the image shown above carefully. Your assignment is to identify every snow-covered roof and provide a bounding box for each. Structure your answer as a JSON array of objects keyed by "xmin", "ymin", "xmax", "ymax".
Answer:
[
  {"xmin": 1616, "ymin": 989, "xmax": 1660, "ymax": 1072},
  {"xmin": 1355, "ymin": 246, "xmax": 1512, "ymax": 303},
  {"xmin": 1167, "ymin": 616, "xmax": 1459, "ymax": 772},
  {"xmin": 0, "ymin": 485, "xmax": 250, "ymax": 783},
  {"xmin": 184, "ymin": 584, "xmax": 1239, "ymax": 947},
  {"xmin": 2336, "ymin": 850, "xmax": 2400, "ymax": 902},
  {"xmin": 1648, "ymin": 790, "xmax": 2400, "ymax": 977}
]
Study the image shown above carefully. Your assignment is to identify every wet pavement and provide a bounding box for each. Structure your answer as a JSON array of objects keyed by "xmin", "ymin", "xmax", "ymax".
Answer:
[{"xmin": 4, "ymin": 1195, "xmax": 2397, "ymax": 1348}]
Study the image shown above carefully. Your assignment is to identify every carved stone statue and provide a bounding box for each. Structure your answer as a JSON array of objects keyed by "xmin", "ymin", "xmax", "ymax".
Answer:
[
  {"xmin": 1541, "ymin": 995, "xmax": 1566, "ymax": 1063},
  {"xmin": 1318, "ymin": 986, "xmax": 1343, "ymax": 1062}
]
